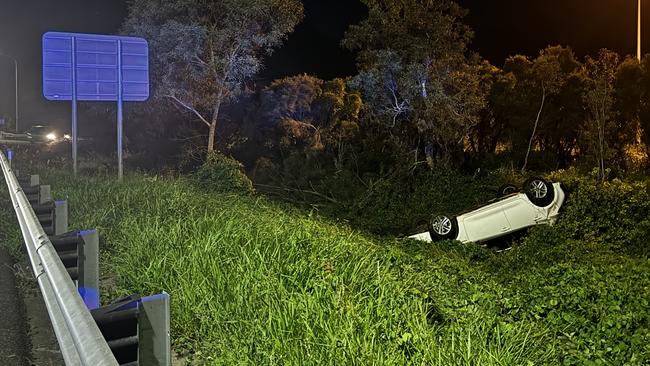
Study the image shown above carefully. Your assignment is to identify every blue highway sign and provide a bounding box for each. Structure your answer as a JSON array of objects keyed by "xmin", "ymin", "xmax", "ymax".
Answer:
[
  {"xmin": 42, "ymin": 31, "xmax": 150, "ymax": 180},
  {"xmin": 43, "ymin": 32, "xmax": 149, "ymax": 102}
]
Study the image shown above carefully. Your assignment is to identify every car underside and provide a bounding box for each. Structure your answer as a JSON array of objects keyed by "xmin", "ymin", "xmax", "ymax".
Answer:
[{"xmin": 410, "ymin": 177, "xmax": 566, "ymax": 244}]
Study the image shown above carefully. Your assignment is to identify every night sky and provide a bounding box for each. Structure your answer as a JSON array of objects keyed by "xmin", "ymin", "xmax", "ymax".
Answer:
[{"xmin": 0, "ymin": 0, "xmax": 646, "ymax": 131}]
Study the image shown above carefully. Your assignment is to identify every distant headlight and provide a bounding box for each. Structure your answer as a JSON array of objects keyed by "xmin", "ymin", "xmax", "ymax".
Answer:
[
  {"xmin": 46, "ymin": 133, "xmax": 57, "ymax": 141},
  {"xmin": 63, "ymin": 134, "xmax": 71, "ymax": 140}
]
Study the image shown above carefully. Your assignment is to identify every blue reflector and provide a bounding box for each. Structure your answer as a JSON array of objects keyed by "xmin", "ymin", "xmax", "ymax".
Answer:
[{"xmin": 79, "ymin": 287, "xmax": 100, "ymax": 310}]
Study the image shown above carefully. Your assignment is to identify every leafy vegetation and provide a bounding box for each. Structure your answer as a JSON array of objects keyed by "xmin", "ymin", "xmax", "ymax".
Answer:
[
  {"xmin": 193, "ymin": 152, "xmax": 255, "ymax": 195},
  {"xmin": 0, "ymin": 165, "xmax": 645, "ymax": 365},
  {"xmin": 122, "ymin": 0, "xmax": 304, "ymax": 152}
]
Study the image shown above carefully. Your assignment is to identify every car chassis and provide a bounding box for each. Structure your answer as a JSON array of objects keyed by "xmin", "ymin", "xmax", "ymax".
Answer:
[{"xmin": 410, "ymin": 177, "xmax": 566, "ymax": 244}]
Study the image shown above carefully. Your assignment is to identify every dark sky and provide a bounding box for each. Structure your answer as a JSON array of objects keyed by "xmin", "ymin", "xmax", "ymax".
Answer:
[{"xmin": 0, "ymin": 0, "xmax": 646, "ymax": 131}]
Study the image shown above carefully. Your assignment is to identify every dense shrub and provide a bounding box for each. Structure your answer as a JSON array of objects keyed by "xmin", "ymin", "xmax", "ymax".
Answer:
[
  {"xmin": 549, "ymin": 168, "xmax": 650, "ymax": 257},
  {"xmin": 333, "ymin": 165, "xmax": 503, "ymax": 235},
  {"xmin": 493, "ymin": 249, "xmax": 650, "ymax": 365},
  {"xmin": 193, "ymin": 152, "xmax": 255, "ymax": 195},
  {"xmin": 333, "ymin": 167, "xmax": 540, "ymax": 243}
]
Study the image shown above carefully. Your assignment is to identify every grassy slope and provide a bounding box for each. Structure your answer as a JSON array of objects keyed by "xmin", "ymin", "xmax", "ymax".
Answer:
[{"xmin": 2, "ymin": 169, "xmax": 649, "ymax": 365}]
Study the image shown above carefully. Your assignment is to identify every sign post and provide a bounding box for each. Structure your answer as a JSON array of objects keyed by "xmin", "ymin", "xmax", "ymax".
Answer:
[
  {"xmin": 42, "ymin": 32, "xmax": 149, "ymax": 180},
  {"xmin": 117, "ymin": 40, "xmax": 124, "ymax": 181},
  {"xmin": 71, "ymin": 36, "xmax": 78, "ymax": 175}
]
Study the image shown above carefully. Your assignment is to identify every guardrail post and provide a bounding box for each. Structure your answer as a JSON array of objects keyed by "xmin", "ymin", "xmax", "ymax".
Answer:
[
  {"xmin": 51, "ymin": 230, "xmax": 100, "ymax": 310},
  {"xmin": 91, "ymin": 293, "xmax": 171, "ymax": 366},
  {"xmin": 39, "ymin": 185, "xmax": 51, "ymax": 204},
  {"xmin": 34, "ymin": 200, "xmax": 68, "ymax": 236},
  {"xmin": 139, "ymin": 293, "xmax": 171, "ymax": 366},
  {"xmin": 18, "ymin": 174, "xmax": 39, "ymax": 187},
  {"xmin": 78, "ymin": 230, "xmax": 99, "ymax": 310},
  {"xmin": 18, "ymin": 175, "xmax": 54, "ymax": 206},
  {"xmin": 54, "ymin": 200, "xmax": 68, "ymax": 236}
]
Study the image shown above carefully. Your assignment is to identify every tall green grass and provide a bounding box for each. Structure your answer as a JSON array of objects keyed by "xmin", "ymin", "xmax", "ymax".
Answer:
[
  {"xmin": 2, "ymin": 167, "xmax": 649, "ymax": 364},
  {"xmin": 28, "ymin": 171, "xmax": 554, "ymax": 365}
]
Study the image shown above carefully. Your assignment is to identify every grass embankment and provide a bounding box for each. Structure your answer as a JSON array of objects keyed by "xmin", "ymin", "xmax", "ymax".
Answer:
[{"xmin": 1, "ymin": 168, "xmax": 649, "ymax": 365}]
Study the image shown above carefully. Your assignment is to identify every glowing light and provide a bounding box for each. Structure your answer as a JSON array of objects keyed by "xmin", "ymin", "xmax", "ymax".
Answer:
[{"xmin": 46, "ymin": 133, "xmax": 57, "ymax": 141}]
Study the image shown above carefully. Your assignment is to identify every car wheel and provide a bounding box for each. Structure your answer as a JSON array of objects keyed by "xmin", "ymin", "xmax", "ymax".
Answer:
[
  {"xmin": 497, "ymin": 184, "xmax": 518, "ymax": 197},
  {"xmin": 428, "ymin": 214, "xmax": 459, "ymax": 241},
  {"xmin": 523, "ymin": 177, "xmax": 555, "ymax": 207}
]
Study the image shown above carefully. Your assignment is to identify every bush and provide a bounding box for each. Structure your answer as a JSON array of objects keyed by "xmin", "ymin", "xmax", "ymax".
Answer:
[
  {"xmin": 327, "ymin": 164, "xmax": 505, "ymax": 235},
  {"xmin": 549, "ymin": 168, "xmax": 650, "ymax": 257},
  {"xmin": 193, "ymin": 152, "xmax": 255, "ymax": 195}
]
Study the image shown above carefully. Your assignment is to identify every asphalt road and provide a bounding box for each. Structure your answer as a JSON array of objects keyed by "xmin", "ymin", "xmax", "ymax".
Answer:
[{"xmin": 0, "ymin": 246, "xmax": 29, "ymax": 366}]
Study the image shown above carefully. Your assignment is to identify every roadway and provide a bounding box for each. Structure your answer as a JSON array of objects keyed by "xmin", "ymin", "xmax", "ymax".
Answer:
[
  {"xmin": 0, "ymin": 246, "xmax": 64, "ymax": 365},
  {"xmin": 0, "ymin": 246, "xmax": 29, "ymax": 365}
]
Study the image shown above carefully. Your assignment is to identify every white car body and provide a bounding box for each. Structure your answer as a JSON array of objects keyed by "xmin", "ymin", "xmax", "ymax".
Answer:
[{"xmin": 410, "ymin": 183, "xmax": 565, "ymax": 243}]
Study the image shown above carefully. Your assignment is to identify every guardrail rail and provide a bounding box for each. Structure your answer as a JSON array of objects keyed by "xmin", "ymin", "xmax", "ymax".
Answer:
[{"xmin": 0, "ymin": 150, "xmax": 170, "ymax": 366}]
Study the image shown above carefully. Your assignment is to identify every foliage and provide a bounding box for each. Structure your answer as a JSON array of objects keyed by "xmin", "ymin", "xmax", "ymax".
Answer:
[
  {"xmin": 313, "ymin": 164, "xmax": 503, "ymax": 235},
  {"xmin": 122, "ymin": 0, "xmax": 304, "ymax": 152},
  {"xmin": 193, "ymin": 152, "xmax": 255, "ymax": 195},
  {"xmin": 499, "ymin": 46, "xmax": 584, "ymax": 170},
  {"xmin": 491, "ymin": 234, "xmax": 650, "ymax": 365},
  {"xmin": 548, "ymin": 168, "xmax": 650, "ymax": 257},
  {"xmin": 582, "ymin": 49, "xmax": 620, "ymax": 181},
  {"xmin": 2, "ymin": 167, "xmax": 647, "ymax": 364},
  {"xmin": 343, "ymin": 0, "xmax": 486, "ymax": 162},
  {"xmin": 232, "ymin": 75, "xmax": 364, "ymax": 191}
]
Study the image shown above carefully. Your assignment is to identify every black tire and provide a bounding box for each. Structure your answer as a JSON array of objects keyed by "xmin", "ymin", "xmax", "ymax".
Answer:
[
  {"xmin": 497, "ymin": 184, "xmax": 519, "ymax": 198},
  {"xmin": 428, "ymin": 214, "xmax": 459, "ymax": 241},
  {"xmin": 523, "ymin": 177, "xmax": 555, "ymax": 207}
]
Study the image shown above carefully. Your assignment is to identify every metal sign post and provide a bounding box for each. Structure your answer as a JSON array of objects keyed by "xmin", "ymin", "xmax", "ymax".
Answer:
[
  {"xmin": 117, "ymin": 40, "xmax": 124, "ymax": 181},
  {"xmin": 71, "ymin": 36, "xmax": 78, "ymax": 175},
  {"xmin": 42, "ymin": 32, "xmax": 149, "ymax": 180}
]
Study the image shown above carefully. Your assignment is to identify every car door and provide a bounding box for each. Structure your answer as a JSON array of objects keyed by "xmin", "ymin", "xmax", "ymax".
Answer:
[
  {"xmin": 502, "ymin": 196, "xmax": 540, "ymax": 231},
  {"xmin": 460, "ymin": 200, "xmax": 511, "ymax": 242}
]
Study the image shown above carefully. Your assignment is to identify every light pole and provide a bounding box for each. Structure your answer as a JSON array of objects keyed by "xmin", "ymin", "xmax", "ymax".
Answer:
[
  {"xmin": 639, "ymin": 0, "xmax": 643, "ymax": 61},
  {"xmin": 0, "ymin": 53, "xmax": 18, "ymax": 132}
]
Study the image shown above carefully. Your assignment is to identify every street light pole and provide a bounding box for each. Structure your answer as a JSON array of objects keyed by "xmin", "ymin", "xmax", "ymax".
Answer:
[
  {"xmin": 639, "ymin": 0, "xmax": 643, "ymax": 61},
  {"xmin": 0, "ymin": 53, "xmax": 19, "ymax": 132},
  {"xmin": 13, "ymin": 58, "xmax": 18, "ymax": 133}
]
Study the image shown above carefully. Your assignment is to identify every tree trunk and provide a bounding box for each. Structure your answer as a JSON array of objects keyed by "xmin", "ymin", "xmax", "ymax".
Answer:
[
  {"xmin": 522, "ymin": 83, "xmax": 546, "ymax": 172},
  {"xmin": 207, "ymin": 91, "xmax": 224, "ymax": 153},
  {"xmin": 598, "ymin": 98, "xmax": 606, "ymax": 181},
  {"xmin": 207, "ymin": 122, "xmax": 217, "ymax": 153}
]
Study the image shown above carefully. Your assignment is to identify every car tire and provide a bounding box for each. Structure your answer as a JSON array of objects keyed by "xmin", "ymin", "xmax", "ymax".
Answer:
[
  {"xmin": 523, "ymin": 177, "xmax": 555, "ymax": 207},
  {"xmin": 497, "ymin": 184, "xmax": 519, "ymax": 197},
  {"xmin": 428, "ymin": 214, "xmax": 459, "ymax": 241}
]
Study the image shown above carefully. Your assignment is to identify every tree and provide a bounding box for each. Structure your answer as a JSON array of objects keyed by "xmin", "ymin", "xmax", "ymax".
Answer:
[
  {"xmin": 467, "ymin": 61, "xmax": 512, "ymax": 155},
  {"xmin": 636, "ymin": 56, "xmax": 650, "ymax": 150},
  {"xmin": 583, "ymin": 49, "xmax": 620, "ymax": 181},
  {"xmin": 122, "ymin": 0, "xmax": 303, "ymax": 153},
  {"xmin": 615, "ymin": 57, "xmax": 642, "ymax": 129},
  {"xmin": 612, "ymin": 56, "xmax": 643, "ymax": 168},
  {"xmin": 544, "ymin": 72, "xmax": 588, "ymax": 167},
  {"xmin": 255, "ymin": 75, "xmax": 362, "ymax": 164},
  {"xmin": 499, "ymin": 46, "xmax": 583, "ymax": 170},
  {"xmin": 343, "ymin": 0, "xmax": 485, "ymax": 163},
  {"xmin": 520, "ymin": 46, "xmax": 580, "ymax": 172}
]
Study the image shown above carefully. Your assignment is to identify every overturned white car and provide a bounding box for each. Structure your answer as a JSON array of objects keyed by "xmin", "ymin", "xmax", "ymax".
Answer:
[{"xmin": 410, "ymin": 177, "xmax": 565, "ymax": 244}]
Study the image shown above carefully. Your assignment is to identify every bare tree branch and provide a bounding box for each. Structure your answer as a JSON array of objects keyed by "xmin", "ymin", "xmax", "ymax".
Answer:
[{"xmin": 166, "ymin": 95, "xmax": 211, "ymax": 128}]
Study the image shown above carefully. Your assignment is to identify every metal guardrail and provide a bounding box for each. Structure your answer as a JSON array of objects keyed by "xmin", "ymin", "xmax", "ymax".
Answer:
[{"xmin": 0, "ymin": 151, "xmax": 119, "ymax": 366}]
